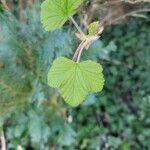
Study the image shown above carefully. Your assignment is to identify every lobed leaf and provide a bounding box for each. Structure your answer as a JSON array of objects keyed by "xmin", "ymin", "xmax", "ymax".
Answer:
[
  {"xmin": 41, "ymin": 0, "xmax": 82, "ymax": 31},
  {"xmin": 48, "ymin": 57, "xmax": 104, "ymax": 107}
]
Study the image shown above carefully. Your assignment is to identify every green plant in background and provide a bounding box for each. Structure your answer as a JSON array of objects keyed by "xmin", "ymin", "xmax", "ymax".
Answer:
[{"xmin": 41, "ymin": 0, "xmax": 105, "ymax": 106}]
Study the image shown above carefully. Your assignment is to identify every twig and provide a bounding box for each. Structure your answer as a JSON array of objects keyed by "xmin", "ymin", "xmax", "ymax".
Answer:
[
  {"xmin": 1, "ymin": 0, "xmax": 10, "ymax": 11},
  {"xmin": 131, "ymin": 13, "xmax": 148, "ymax": 19},
  {"xmin": 70, "ymin": 16, "xmax": 86, "ymax": 38},
  {"xmin": 70, "ymin": 17, "xmax": 87, "ymax": 62},
  {"xmin": 101, "ymin": 8, "xmax": 150, "ymax": 26},
  {"xmin": 110, "ymin": 9, "xmax": 150, "ymax": 25},
  {"xmin": 73, "ymin": 35, "xmax": 100, "ymax": 62},
  {"xmin": 72, "ymin": 41, "xmax": 85, "ymax": 61},
  {"xmin": 123, "ymin": 0, "xmax": 150, "ymax": 4},
  {"xmin": 76, "ymin": 42, "xmax": 86, "ymax": 63},
  {"xmin": 99, "ymin": 0, "xmax": 150, "ymax": 7},
  {"xmin": 0, "ymin": 129, "xmax": 6, "ymax": 150}
]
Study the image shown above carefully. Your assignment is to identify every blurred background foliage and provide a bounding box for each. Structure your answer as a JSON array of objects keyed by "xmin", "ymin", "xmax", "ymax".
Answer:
[{"xmin": 0, "ymin": 0, "xmax": 150, "ymax": 150}]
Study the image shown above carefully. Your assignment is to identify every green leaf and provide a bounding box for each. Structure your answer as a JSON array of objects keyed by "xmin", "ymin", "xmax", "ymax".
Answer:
[
  {"xmin": 48, "ymin": 57, "xmax": 104, "ymax": 107},
  {"xmin": 88, "ymin": 21, "xmax": 100, "ymax": 35},
  {"xmin": 41, "ymin": 0, "xmax": 82, "ymax": 31}
]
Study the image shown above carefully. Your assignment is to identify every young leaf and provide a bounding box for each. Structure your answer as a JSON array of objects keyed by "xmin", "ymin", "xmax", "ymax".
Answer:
[
  {"xmin": 88, "ymin": 21, "xmax": 100, "ymax": 35},
  {"xmin": 48, "ymin": 57, "xmax": 104, "ymax": 107},
  {"xmin": 41, "ymin": 0, "xmax": 82, "ymax": 31}
]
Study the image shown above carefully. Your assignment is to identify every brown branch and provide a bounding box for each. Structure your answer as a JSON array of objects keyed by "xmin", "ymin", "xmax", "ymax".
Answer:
[
  {"xmin": 110, "ymin": 8, "xmax": 150, "ymax": 25},
  {"xmin": 72, "ymin": 35, "xmax": 100, "ymax": 62},
  {"xmin": 1, "ymin": 0, "xmax": 10, "ymax": 11},
  {"xmin": 101, "ymin": 8, "xmax": 150, "ymax": 27},
  {"xmin": 72, "ymin": 41, "xmax": 85, "ymax": 61},
  {"xmin": 98, "ymin": 0, "xmax": 150, "ymax": 7},
  {"xmin": 123, "ymin": 0, "xmax": 150, "ymax": 4}
]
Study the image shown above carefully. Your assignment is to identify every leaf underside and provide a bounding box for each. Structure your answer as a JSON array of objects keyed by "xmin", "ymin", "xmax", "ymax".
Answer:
[
  {"xmin": 48, "ymin": 57, "xmax": 104, "ymax": 107},
  {"xmin": 41, "ymin": 0, "xmax": 82, "ymax": 31}
]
